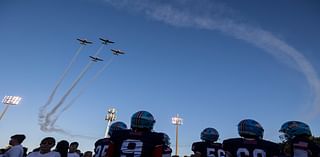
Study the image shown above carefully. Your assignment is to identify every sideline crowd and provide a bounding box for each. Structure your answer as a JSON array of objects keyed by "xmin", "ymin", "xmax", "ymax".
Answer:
[{"xmin": 1, "ymin": 110, "xmax": 319, "ymax": 157}]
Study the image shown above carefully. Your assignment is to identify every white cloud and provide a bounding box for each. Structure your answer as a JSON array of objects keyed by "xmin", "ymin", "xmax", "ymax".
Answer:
[{"xmin": 104, "ymin": 0, "xmax": 320, "ymax": 120}]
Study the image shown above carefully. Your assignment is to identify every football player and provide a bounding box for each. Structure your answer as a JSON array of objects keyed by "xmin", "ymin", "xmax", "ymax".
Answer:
[
  {"xmin": 94, "ymin": 121, "xmax": 127, "ymax": 157},
  {"xmin": 223, "ymin": 119, "xmax": 279, "ymax": 157},
  {"xmin": 107, "ymin": 111, "xmax": 164, "ymax": 157},
  {"xmin": 279, "ymin": 121, "xmax": 320, "ymax": 157},
  {"xmin": 159, "ymin": 133, "xmax": 172, "ymax": 157},
  {"xmin": 191, "ymin": 127, "xmax": 225, "ymax": 157}
]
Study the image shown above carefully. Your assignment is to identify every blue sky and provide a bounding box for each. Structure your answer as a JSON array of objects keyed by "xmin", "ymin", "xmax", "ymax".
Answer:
[{"xmin": 1, "ymin": 0, "xmax": 320, "ymax": 155}]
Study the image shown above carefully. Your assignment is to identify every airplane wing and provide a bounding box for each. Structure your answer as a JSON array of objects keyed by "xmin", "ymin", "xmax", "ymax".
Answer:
[
  {"xmin": 96, "ymin": 58, "xmax": 103, "ymax": 61},
  {"xmin": 111, "ymin": 49, "xmax": 125, "ymax": 55},
  {"xmin": 111, "ymin": 49, "xmax": 122, "ymax": 53},
  {"xmin": 100, "ymin": 38, "xmax": 115, "ymax": 44},
  {"xmin": 89, "ymin": 56, "xmax": 103, "ymax": 61},
  {"xmin": 77, "ymin": 38, "xmax": 93, "ymax": 44}
]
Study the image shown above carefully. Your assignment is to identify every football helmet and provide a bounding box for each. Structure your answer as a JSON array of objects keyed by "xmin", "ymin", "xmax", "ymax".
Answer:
[
  {"xmin": 161, "ymin": 133, "xmax": 171, "ymax": 146},
  {"xmin": 238, "ymin": 119, "xmax": 264, "ymax": 139},
  {"xmin": 108, "ymin": 121, "xmax": 127, "ymax": 136},
  {"xmin": 201, "ymin": 127, "xmax": 219, "ymax": 142},
  {"xmin": 279, "ymin": 121, "xmax": 311, "ymax": 141},
  {"xmin": 131, "ymin": 111, "xmax": 155, "ymax": 130}
]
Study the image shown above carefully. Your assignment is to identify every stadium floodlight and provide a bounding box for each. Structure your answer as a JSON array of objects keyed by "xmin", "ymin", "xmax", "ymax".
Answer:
[
  {"xmin": 104, "ymin": 108, "xmax": 117, "ymax": 138},
  {"xmin": 172, "ymin": 114, "xmax": 183, "ymax": 156},
  {"xmin": 1, "ymin": 96, "xmax": 22, "ymax": 120}
]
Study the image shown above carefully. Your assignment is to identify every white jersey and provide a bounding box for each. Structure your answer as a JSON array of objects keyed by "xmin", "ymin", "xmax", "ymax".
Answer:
[
  {"xmin": 27, "ymin": 151, "xmax": 60, "ymax": 157},
  {"xmin": 3, "ymin": 145, "xmax": 24, "ymax": 157}
]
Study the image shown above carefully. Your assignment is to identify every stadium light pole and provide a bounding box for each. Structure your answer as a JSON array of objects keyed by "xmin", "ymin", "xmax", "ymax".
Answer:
[
  {"xmin": 104, "ymin": 108, "xmax": 116, "ymax": 138},
  {"xmin": 172, "ymin": 114, "xmax": 183, "ymax": 156},
  {"xmin": 1, "ymin": 96, "xmax": 22, "ymax": 120}
]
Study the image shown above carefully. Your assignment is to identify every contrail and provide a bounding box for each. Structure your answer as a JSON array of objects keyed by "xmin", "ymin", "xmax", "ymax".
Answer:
[
  {"xmin": 39, "ymin": 45, "xmax": 84, "ymax": 120},
  {"xmin": 53, "ymin": 56, "xmax": 115, "ymax": 124},
  {"xmin": 41, "ymin": 61, "xmax": 94, "ymax": 131},
  {"xmin": 93, "ymin": 44, "xmax": 105, "ymax": 56},
  {"xmin": 40, "ymin": 119, "xmax": 98, "ymax": 140},
  {"xmin": 40, "ymin": 44, "xmax": 106, "ymax": 132},
  {"xmin": 105, "ymin": 0, "xmax": 320, "ymax": 119}
]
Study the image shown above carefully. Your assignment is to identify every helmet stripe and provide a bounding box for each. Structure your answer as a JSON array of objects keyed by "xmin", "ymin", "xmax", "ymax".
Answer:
[{"xmin": 136, "ymin": 111, "xmax": 143, "ymax": 127}]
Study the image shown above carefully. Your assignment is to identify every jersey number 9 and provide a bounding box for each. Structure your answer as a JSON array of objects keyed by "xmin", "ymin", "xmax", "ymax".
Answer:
[{"xmin": 120, "ymin": 139, "xmax": 143, "ymax": 157}]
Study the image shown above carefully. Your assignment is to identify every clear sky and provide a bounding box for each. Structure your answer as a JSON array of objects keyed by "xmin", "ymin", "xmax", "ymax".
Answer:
[{"xmin": 1, "ymin": 0, "xmax": 320, "ymax": 156}]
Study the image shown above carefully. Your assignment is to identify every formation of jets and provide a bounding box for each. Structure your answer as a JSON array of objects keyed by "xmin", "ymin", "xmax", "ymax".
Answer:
[
  {"xmin": 77, "ymin": 38, "xmax": 126, "ymax": 62},
  {"xmin": 89, "ymin": 56, "xmax": 103, "ymax": 62}
]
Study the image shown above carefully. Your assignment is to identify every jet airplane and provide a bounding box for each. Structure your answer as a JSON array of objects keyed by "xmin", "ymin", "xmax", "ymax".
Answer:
[
  {"xmin": 89, "ymin": 56, "xmax": 103, "ymax": 62},
  {"xmin": 99, "ymin": 38, "xmax": 115, "ymax": 45},
  {"xmin": 111, "ymin": 49, "xmax": 125, "ymax": 55},
  {"xmin": 77, "ymin": 38, "xmax": 93, "ymax": 45}
]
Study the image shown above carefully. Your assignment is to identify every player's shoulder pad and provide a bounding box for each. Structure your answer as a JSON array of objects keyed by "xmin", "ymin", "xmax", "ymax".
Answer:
[
  {"xmin": 151, "ymin": 132, "xmax": 166, "ymax": 144},
  {"xmin": 110, "ymin": 129, "xmax": 130, "ymax": 139},
  {"xmin": 260, "ymin": 139, "xmax": 279, "ymax": 146},
  {"xmin": 192, "ymin": 141, "xmax": 204, "ymax": 146},
  {"xmin": 223, "ymin": 137, "xmax": 242, "ymax": 144},
  {"xmin": 94, "ymin": 138, "xmax": 106, "ymax": 145}
]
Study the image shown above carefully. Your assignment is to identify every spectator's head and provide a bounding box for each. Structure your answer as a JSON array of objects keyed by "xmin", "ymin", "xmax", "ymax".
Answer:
[
  {"xmin": 0, "ymin": 149, "xmax": 6, "ymax": 154},
  {"xmin": 130, "ymin": 110, "xmax": 155, "ymax": 131},
  {"xmin": 83, "ymin": 151, "xmax": 92, "ymax": 157},
  {"xmin": 55, "ymin": 140, "xmax": 69, "ymax": 157},
  {"xmin": 39, "ymin": 137, "xmax": 56, "ymax": 154},
  {"xmin": 279, "ymin": 121, "xmax": 312, "ymax": 142},
  {"xmin": 238, "ymin": 119, "xmax": 264, "ymax": 139},
  {"xmin": 9, "ymin": 134, "xmax": 26, "ymax": 145},
  {"xmin": 69, "ymin": 142, "xmax": 79, "ymax": 153},
  {"xmin": 201, "ymin": 127, "xmax": 219, "ymax": 142},
  {"xmin": 75, "ymin": 149, "xmax": 82, "ymax": 157},
  {"xmin": 108, "ymin": 121, "xmax": 127, "ymax": 136}
]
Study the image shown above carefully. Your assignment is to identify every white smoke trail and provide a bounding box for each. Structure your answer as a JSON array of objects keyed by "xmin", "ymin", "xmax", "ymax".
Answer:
[
  {"xmin": 39, "ymin": 45, "xmax": 84, "ymax": 121},
  {"xmin": 47, "ymin": 44, "xmax": 105, "ymax": 117},
  {"xmin": 40, "ymin": 119, "xmax": 98, "ymax": 140},
  {"xmin": 93, "ymin": 44, "xmax": 105, "ymax": 56},
  {"xmin": 41, "ymin": 61, "xmax": 94, "ymax": 131},
  {"xmin": 40, "ymin": 44, "xmax": 107, "ymax": 133},
  {"xmin": 105, "ymin": 0, "xmax": 320, "ymax": 119},
  {"xmin": 53, "ymin": 56, "xmax": 115, "ymax": 124}
]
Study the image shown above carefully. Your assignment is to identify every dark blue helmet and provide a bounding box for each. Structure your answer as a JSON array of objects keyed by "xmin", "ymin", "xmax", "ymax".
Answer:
[
  {"xmin": 201, "ymin": 127, "xmax": 219, "ymax": 142},
  {"xmin": 131, "ymin": 111, "xmax": 155, "ymax": 130},
  {"xmin": 238, "ymin": 119, "xmax": 264, "ymax": 139},
  {"xmin": 108, "ymin": 121, "xmax": 127, "ymax": 136},
  {"xmin": 160, "ymin": 132, "xmax": 171, "ymax": 146},
  {"xmin": 279, "ymin": 121, "xmax": 311, "ymax": 141}
]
